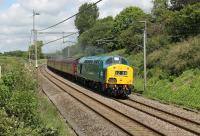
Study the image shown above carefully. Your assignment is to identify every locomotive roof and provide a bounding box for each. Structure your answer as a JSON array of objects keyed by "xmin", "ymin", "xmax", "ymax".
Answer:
[
  {"xmin": 79, "ymin": 56, "xmax": 110, "ymax": 63},
  {"xmin": 49, "ymin": 57, "xmax": 79, "ymax": 62},
  {"xmin": 79, "ymin": 56, "xmax": 127, "ymax": 63}
]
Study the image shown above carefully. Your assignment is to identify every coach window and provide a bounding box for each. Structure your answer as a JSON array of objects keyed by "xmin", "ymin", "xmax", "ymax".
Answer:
[{"xmin": 80, "ymin": 64, "xmax": 82, "ymax": 74}]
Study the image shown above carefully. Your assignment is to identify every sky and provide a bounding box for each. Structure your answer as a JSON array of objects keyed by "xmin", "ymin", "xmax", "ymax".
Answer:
[{"xmin": 0, "ymin": 0, "xmax": 153, "ymax": 53}]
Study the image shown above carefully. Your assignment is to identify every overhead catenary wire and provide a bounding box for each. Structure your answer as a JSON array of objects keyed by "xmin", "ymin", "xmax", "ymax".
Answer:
[
  {"xmin": 38, "ymin": 0, "xmax": 103, "ymax": 32},
  {"xmin": 43, "ymin": 32, "xmax": 78, "ymax": 45},
  {"xmin": 38, "ymin": 31, "xmax": 78, "ymax": 35}
]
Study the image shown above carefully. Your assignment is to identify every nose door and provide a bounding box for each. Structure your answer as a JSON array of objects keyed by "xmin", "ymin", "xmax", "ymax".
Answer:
[{"xmin": 106, "ymin": 64, "xmax": 133, "ymax": 85}]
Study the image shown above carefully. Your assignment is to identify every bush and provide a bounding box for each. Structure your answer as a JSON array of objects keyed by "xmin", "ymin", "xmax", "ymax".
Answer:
[
  {"xmin": 147, "ymin": 48, "xmax": 167, "ymax": 68},
  {"xmin": 0, "ymin": 81, "xmax": 11, "ymax": 107},
  {"xmin": 5, "ymin": 91, "xmax": 39, "ymax": 126},
  {"xmin": 2, "ymin": 72, "xmax": 18, "ymax": 90},
  {"xmin": 0, "ymin": 108, "xmax": 38, "ymax": 136},
  {"xmin": 2, "ymin": 68, "xmax": 36, "ymax": 91},
  {"xmin": 39, "ymin": 127, "xmax": 59, "ymax": 136},
  {"xmin": 0, "ymin": 108, "xmax": 58, "ymax": 136},
  {"xmin": 162, "ymin": 36, "xmax": 200, "ymax": 75},
  {"xmin": 147, "ymin": 35, "xmax": 170, "ymax": 53}
]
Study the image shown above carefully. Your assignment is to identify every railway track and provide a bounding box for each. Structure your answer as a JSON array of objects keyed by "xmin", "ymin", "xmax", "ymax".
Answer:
[
  {"xmin": 40, "ymin": 66, "xmax": 160, "ymax": 136},
  {"xmin": 40, "ymin": 66, "xmax": 200, "ymax": 136},
  {"xmin": 116, "ymin": 98, "xmax": 200, "ymax": 135}
]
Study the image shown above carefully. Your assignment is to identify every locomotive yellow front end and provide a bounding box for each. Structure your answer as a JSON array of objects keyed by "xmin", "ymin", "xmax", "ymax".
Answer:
[{"xmin": 105, "ymin": 64, "xmax": 134, "ymax": 97}]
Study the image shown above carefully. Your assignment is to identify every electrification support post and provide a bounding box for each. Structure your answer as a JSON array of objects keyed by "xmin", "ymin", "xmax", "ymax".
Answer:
[
  {"xmin": 35, "ymin": 30, "xmax": 38, "ymax": 68},
  {"xmin": 62, "ymin": 32, "xmax": 64, "ymax": 43},
  {"xmin": 33, "ymin": 10, "xmax": 37, "ymax": 68},
  {"xmin": 68, "ymin": 47, "xmax": 70, "ymax": 58},
  {"xmin": 33, "ymin": 9, "xmax": 40, "ymax": 68},
  {"xmin": 138, "ymin": 20, "xmax": 147, "ymax": 92},
  {"xmin": 29, "ymin": 50, "xmax": 31, "ymax": 63},
  {"xmin": 0, "ymin": 65, "xmax": 1, "ymax": 79},
  {"xmin": 144, "ymin": 21, "xmax": 147, "ymax": 92}
]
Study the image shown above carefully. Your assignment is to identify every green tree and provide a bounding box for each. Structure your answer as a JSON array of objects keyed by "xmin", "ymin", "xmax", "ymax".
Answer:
[
  {"xmin": 147, "ymin": 0, "xmax": 172, "ymax": 52},
  {"xmin": 170, "ymin": 0, "xmax": 200, "ymax": 10},
  {"xmin": 4, "ymin": 51, "xmax": 27, "ymax": 58},
  {"xmin": 118, "ymin": 25, "xmax": 143, "ymax": 53},
  {"xmin": 113, "ymin": 7, "xmax": 146, "ymax": 33},
  {"xmin": 78, "ymin": 16, "xmax": 114, "ymax": 52},
  {"xmin": 113, "ymin": 7, "xmax": 146, "ymax": 52},
  {"xmin": 75, "ymin": 3, "xmax": 99, "ymax": 35},
  {"xmin": 152, "ymin": 0, "xmax": 169, "ymax": 20},
  {"xmin": 167, "ymin": 3, "xmax": 200, "ymax": 41}
]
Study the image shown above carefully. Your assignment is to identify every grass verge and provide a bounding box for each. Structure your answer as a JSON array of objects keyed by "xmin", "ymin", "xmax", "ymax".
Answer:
[{"xmin": 143, "ymin": 68, "xmax": 200, "ymax": 111}]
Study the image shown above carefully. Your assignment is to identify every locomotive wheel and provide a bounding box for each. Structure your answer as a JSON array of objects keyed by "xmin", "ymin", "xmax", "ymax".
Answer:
[
  {"xmin": 121, "ymin": 92, "xmax": 128, "ymax": 99},
  {"xmin": 111, "ymin": 89, "xmax": 115, "ymax": 97},
  {"xmin": 98, "ymin": 83, "xmax": 102, "ymax": 92}
]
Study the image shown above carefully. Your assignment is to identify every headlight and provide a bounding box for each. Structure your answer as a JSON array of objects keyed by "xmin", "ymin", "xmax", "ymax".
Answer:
[{"xmin": 108, "ymin": 78, "xmax": 117, "ymax": 84}]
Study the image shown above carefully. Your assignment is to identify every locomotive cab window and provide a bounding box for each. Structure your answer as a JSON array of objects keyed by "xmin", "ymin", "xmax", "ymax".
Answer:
[
  {"xmin": 113, "ymin": 57, "xmax": 120, "ymax": 64},
  {"xmin": 106, "ymin": 57, "xmax": 128, "ymax": 65}
]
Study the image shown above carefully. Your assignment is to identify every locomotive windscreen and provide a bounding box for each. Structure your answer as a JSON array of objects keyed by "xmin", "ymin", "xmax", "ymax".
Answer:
[{"xmin": 106, "ymin": 57, "xmax": 128, "ymax": 65}]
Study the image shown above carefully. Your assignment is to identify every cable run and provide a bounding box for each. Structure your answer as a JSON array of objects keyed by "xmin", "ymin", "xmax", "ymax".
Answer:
[
  {"xmin": 43, "ymin": 32, "xmax": 78, "ymax": 45},
  {"xmin": 38, "ymin": 0, "xmax": 103, "ymax": 32}
]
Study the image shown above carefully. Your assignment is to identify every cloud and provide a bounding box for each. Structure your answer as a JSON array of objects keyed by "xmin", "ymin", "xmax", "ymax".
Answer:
[
  {"xmin": 17, "ymin": 0, "xmax": 70, "ymax": 14},
  {"xmin": 0, "ymin": 3, "xmax": 31, "ymax": 26},
  {"xmin": 0, "ymin": 0, "xmax": 153, "ymax": 53},
  {"xmin": 98, "ymin": 0, "xmax": 153, "ymax": 18}
]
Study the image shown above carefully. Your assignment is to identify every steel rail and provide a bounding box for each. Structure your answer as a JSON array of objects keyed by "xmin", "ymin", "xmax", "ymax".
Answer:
[{"xmin": 115, "ymin": 98, "xmax": 200, "ymax": 135}]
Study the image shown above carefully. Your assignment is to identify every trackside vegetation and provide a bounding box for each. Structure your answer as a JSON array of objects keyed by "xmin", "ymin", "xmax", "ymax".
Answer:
[{"xmin": 0, "ymin": 56, "xmax": 72, "ymax": 136}]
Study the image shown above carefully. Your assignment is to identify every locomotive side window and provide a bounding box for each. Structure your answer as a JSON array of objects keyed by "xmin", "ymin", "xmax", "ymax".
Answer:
[
  {"xmin": 121, "ymin": 58, "xmax": 128, "ymax": 65},
  {"xmin": 106, "ymin": 58, "xmax": 113, "ymax": 65}
]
